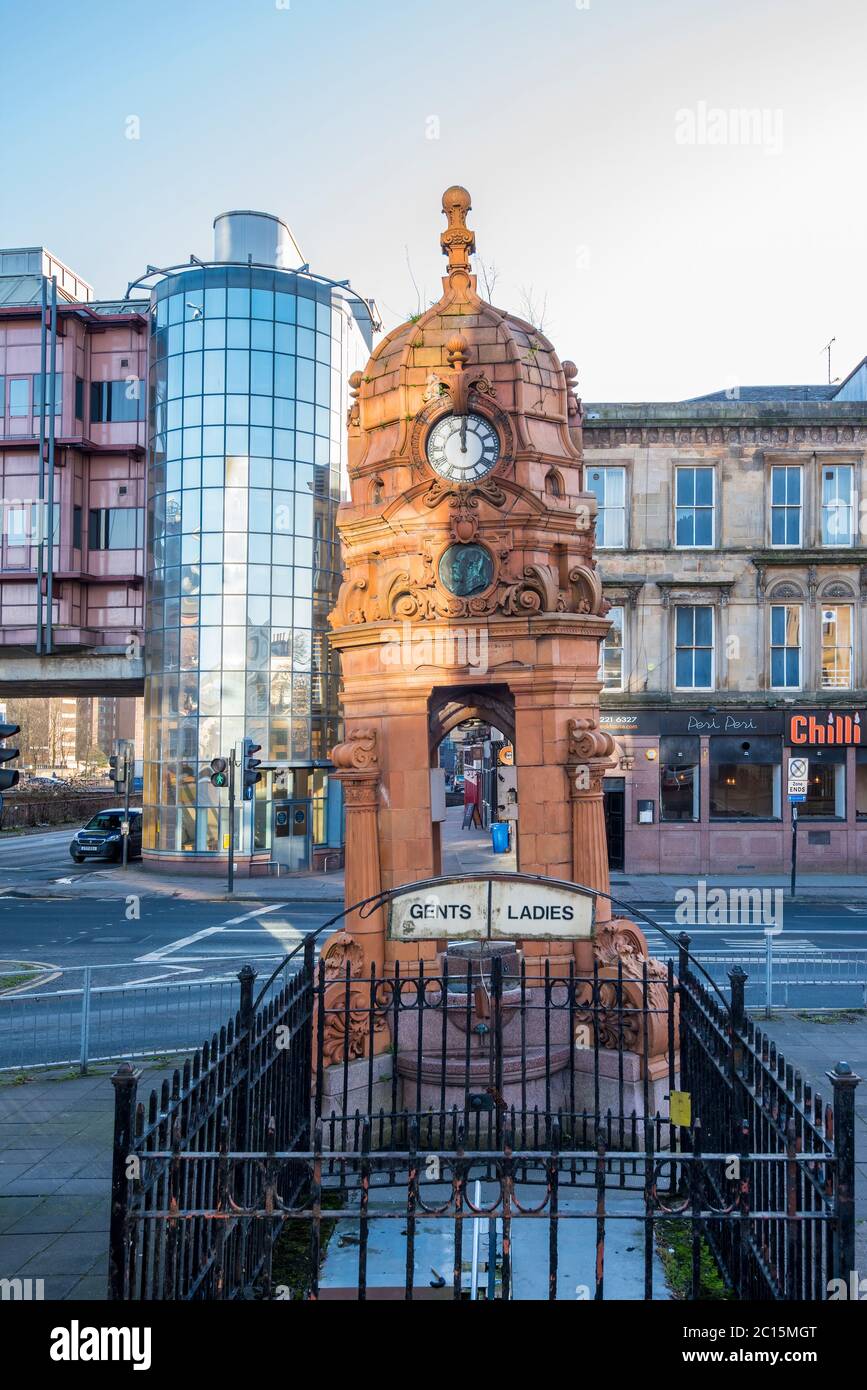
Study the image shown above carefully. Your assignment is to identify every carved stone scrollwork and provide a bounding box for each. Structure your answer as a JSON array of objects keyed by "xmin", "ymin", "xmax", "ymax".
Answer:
[
  {"xmin": 329, "ymin": 728, "xmax": 378, "ymax": 772},
  {"xmin": 568, "ymin": 564, "xmax": 605, "ymax": 615},
  {"xmin": 568, "ymin": 717, "xmax": 615, "ymax": 761},
  {"xmin": 562, "ymin": 360, "xmax": 584, "ymax": 422},
  {"xmin": 321, "ymin": 931, "xmax": 365, "ymax": 982},
  {"xmin": 575, "ymin": 916, "xmax": 677, "ymax": 1058},
  {"xmin": 347, "ymin": 371, "xmax": 363, "ymax": 428}
]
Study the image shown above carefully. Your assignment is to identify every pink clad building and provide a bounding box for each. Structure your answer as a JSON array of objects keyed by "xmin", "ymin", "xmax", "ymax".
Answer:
[{"xmin": 0, "ymin": 247, "xmax": 147, "ymax": 694}]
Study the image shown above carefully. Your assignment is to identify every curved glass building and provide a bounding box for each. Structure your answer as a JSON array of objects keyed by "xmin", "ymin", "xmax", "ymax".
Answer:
[{"xmin": 143, "ymin": 212, "xmax": 372, "ymax": 870}]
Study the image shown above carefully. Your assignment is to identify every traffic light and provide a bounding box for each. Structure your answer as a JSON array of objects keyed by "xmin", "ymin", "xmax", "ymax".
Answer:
[
  {"xmin": 210, "ymin": 756, "xmax": 228, "ymax": 788},
  {"xmin": 0, "ymin": 723, "xmax": 20, "ymax": 795},
  {"xmin": 108, "ymin": 749, "xmax": 127, "ymax": 788},
  {"xmin": 242, "ymin": 739, "xmax": 262, "ymax": 801}
]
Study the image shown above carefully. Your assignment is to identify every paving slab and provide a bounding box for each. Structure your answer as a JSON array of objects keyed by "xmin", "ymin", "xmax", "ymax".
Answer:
[{"xmin": 0, "ymin": 1061, "xmax": 177, "ymax": 1299}]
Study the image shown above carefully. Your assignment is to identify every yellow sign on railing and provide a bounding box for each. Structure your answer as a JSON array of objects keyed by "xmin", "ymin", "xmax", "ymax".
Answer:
[{"xmin": 669, "ymin": 1091, "xmax": 692, "ymax": 1127}]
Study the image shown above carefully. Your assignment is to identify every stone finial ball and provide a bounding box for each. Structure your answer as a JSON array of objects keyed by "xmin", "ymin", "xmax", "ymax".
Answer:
[
  {"xmin": 562, "ymin": 360, "xmax": 578, "ymax": 381},
  {"xmin": 442, "ymin": 185, "xmax": 472, "ymax": 214},
  {"xmin": 446, "ymin": 333, "xmax": 469, "ymax": 355},
  {"xmin": 348, "ymin": 370, "xmax": 363, "ymax": 389}
]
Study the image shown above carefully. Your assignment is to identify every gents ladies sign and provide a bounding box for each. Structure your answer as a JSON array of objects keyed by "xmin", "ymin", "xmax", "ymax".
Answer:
[{"xmin": 388, "ymin": 874, "xmax": 595, "ymax": 941}]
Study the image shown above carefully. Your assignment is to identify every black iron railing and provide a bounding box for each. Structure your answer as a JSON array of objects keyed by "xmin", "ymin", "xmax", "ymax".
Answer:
[{"xmin": 109, "ymin": 927, "xmax": 858, "ymax": 1301}]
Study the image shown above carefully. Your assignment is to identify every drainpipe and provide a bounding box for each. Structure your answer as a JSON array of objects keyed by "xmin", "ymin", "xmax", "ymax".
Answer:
[
  {"xmin": 35, "ymin": 277, "xmax": 47, "ymax": 654},
  {"xmin": 46, "ymin": 276, "xmax": 58, "ymax": 655}
]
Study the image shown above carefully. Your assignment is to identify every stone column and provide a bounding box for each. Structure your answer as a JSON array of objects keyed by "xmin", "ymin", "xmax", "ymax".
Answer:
[
  {"xmin": 569, "ymin": 763, "xmax": 612, "ymax": 921},
  {"xmin": 329, "ymin": 729, "xmax": 385, "ymax": 972},
  {"xmin": 567, "ymin": 718, "xmax": 614, "ymax": 922}
]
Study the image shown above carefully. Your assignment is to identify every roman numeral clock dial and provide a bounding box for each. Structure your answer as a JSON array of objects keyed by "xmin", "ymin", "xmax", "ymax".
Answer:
[{"xmin": 425, "ymin": 411, "xmax": 500, "ymax": 483}]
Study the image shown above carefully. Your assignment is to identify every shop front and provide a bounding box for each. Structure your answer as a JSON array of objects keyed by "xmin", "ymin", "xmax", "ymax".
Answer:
[{"xmin": 600, "ymin": 707, "xmax": 867, "ymax": 875}]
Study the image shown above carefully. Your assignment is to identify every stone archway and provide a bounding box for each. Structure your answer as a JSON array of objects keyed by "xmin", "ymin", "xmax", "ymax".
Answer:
[
  {"xmin": 428, "ymin": 684, "xmax": 516, "ymax": 752},
  {"xmin": 428, "ymin": 684, "xmax": 517, "ymax": 876}
]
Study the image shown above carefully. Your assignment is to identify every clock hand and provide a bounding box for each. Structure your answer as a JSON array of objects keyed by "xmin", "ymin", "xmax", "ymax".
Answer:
[{"xmin": 460, "ymin": 415, "xmax": 468, "ymax": 453}]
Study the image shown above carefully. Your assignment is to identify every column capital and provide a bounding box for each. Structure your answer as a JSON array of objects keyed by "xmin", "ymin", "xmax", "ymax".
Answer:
[
  {"xmin": 567, "ymin": 760, "xmax": 608, "ymax": 798},
  {"xmin": 337, "ymin": 771, "xmax": 381, "ymax": 808},
  {"xmin": 330, "ymin": 726, "xmax": 379, "ymax": 773}
]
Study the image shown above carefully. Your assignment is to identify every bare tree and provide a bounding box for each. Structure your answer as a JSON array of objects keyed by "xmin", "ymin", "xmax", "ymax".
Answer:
[
  {"xmin": 518, "ymin": 286, "xmax": 550, "ymax": 336},
  {"xmin": 5, "ymin": 698, "xmax": 49, "ymax": 768},
  {"xmin": 404, "ymin": 245, "xmax": 425, "ymax": 320},
  {"xmin": 477, "ymin": 256, "xmax": 500, "ymax": 303}
]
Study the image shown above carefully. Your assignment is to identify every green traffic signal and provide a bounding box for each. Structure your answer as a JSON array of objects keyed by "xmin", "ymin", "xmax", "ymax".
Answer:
[{"xmin": 210, "ymin": 756, "xmax": 229, "ymax": 789}]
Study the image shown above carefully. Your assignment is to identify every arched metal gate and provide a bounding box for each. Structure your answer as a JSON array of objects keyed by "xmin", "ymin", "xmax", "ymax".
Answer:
[{"xmin": 108, "ymin": 877, "xmax": 858, "ymax": 1301}]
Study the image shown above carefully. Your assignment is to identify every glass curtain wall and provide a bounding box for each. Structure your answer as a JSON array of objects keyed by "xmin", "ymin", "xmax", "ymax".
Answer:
[{"xmin": 144, "ymin": 264, "xmax": 362, "ymax": 858}]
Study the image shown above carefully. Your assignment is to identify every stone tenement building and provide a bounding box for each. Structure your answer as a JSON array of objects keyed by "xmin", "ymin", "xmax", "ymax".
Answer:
[{"xmin": 582, "ymin": 369, "xmax": 867, "ymax": 876}]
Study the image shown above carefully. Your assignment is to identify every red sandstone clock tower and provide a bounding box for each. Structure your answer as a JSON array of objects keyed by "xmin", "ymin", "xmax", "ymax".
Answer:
[{"xmin": 328, "ymin": 186, "xmax": 643, "ymax": 978}]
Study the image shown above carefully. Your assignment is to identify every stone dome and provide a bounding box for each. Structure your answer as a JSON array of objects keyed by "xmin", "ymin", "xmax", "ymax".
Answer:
[{"xmin": 351, "ymin": 187, "xmax": 582, "ymax": 470}]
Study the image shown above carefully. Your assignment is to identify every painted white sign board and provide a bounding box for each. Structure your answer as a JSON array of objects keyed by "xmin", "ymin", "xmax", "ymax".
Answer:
[{"xmin": 388, "ymin": 877, "xmax": 595, "ymax": 941}]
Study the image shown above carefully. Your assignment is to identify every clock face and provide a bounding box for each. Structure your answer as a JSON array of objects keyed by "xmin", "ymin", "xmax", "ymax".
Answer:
[{"xmin": 425, "ymin": 412, "xmax": 500, "ymax": 483}]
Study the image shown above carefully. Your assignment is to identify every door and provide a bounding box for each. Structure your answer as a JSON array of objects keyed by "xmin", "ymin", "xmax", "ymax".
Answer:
[
  {"xmin": 273, "ymin": 799, "xmax": 312, "ymax": 871},
  {"xmin": 603, "ymin": 779, "xmax": 625, "ymax": 871}
]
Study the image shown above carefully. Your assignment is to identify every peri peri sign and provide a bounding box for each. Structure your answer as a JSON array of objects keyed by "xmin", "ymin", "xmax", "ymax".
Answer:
[{"xmin": 388, "ymin": 875, "xmax": 595, "ymax": 942}]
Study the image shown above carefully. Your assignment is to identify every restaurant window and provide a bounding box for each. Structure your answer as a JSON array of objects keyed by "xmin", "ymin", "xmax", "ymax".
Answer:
[
  {"xmin": 600, "ymin": 605, "xmax": 624, "ymax": 690},
  {"xmin": 770, "ymin": 604, "xmax": 801, "ymax": 689},
  {"xmin": 659, "ymin": 734, "xmax": 700, "ymax": 822},
  {"xmin": 855, "ymin": 749, "xmax": 867, "ymax": 819},
  {"xmin": 675, "ymin": 605, "xmax": 714, "ymax": 689},
  {"xmin": 770, "ymin": 466, "xmax": 801, "ymax": 546},
  {"xmin": 675, "ymin": 466, "xmax": 714, "ymax": 547},
  {"xmin": 821, "ymin": 464, "xmax": 854, "ymax": 546},
  {"xmin": 801, "ymin": 750, "xmax": 846, "ymax": 818},
  {"xmin": 709, "ymin": 736, "xmax": 782, "ymax": 820},
  {"xmin": 586, "ymin": 466, "xmax": 625, "ymax": 548},
  {"xmin": 820, "ymin": 604, "xmax": 853, "ymax": 689}
]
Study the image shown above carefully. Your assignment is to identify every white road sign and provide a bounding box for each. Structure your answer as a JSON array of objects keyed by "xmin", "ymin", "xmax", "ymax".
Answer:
[{"xmin": 787, "ymin": 756, "xmax": 809, "ymax": 797}]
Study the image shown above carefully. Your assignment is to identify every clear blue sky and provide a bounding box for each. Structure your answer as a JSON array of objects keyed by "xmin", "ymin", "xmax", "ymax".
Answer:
[{"xmin": 1, "ymin": 0, "xmax": 865, "ymax": 400}]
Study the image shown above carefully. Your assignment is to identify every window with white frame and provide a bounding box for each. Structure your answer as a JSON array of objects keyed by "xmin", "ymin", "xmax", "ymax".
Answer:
[
  {"xmin": 675, "ymin": 605, "xmax": 714, "ymax": 689},
  {"xmin": 599, "ymin": 605, "xmax": 624, "ymax": 689},
  {"xmin": 770, "ymin": 466, "xmax": 802, "ymax": 546},
  {"xmin": 821, "ymin": 604, "xmax": 854, "ymax": 688},
  {"xmin": 769, "ymin": 604, "xmax": 801, "ymax": 688},
  {"xmin": 586, "ymin": 466, "xmax": 625, "ymax": 548},
  {"xmin": 675, "ymin": 467, "xmax": 714, "ymax": 547},
  {"xmin": 821, "ymin": 465, "xmax": 855, "ymax": 546}
]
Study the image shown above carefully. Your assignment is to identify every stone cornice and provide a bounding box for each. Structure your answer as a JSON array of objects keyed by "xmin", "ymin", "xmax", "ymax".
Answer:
[
  {"xmin": 752, "ymin": 549, "xmax": 867, "ymax": 565},
  {"xmin": 580, "ymin": 420, "xmax": 867, "ymax": 449}
]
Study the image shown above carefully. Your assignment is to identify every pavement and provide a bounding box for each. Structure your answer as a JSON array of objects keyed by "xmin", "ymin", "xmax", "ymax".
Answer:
[
  {"xmin": 4, "ymin": 1015, "xmax": 864, "ymax": 1301},
  {"xmin": 5, "ymin": 820, "xmax": 867, "ymax": 906},
  {"xmin": 611, "ymin": 871, "xmax": 867, "ymax": 902},
  {"xmin": 758, "ymin": 1013, "xmax": 867, "ymax": 1275},
  {"xmin": 0, "ymin": 1060, "xmax": 177, "ymax": 1300}
]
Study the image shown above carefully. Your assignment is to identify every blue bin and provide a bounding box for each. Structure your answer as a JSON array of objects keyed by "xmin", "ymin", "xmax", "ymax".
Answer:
[{"xmin": 491, "ymin": 822, "xmax": 509, "ymax": 854}]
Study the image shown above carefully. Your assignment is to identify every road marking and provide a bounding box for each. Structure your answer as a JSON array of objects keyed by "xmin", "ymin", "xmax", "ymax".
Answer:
[
  {"xmin": 222, "ymin": 904, "xmax": 284, "ymax": 926},
  {"xmin": 122, "ymin": 965, "xmax": 200, "ymax": 986},
  {"xmin": 136, "ymin": 925, "xmax": 226, "ymax": 963}
]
